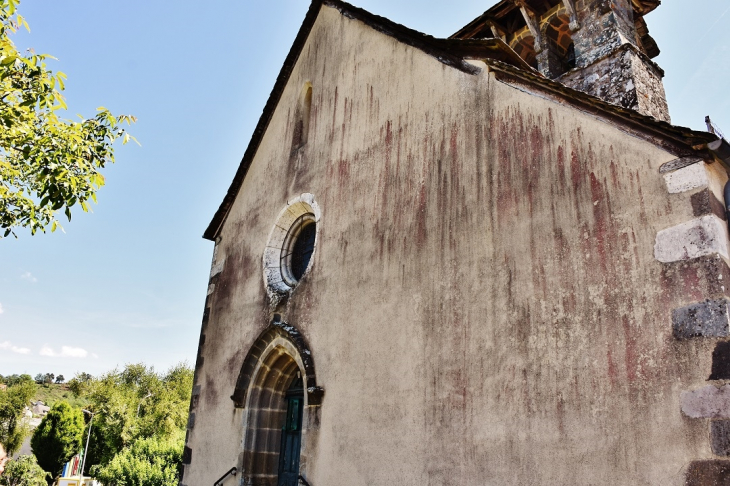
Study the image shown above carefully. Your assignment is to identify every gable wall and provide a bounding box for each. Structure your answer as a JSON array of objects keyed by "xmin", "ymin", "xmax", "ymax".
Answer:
[{"xmin": 184, "ymin": 5, "xmax": 725, "ymax": 485}]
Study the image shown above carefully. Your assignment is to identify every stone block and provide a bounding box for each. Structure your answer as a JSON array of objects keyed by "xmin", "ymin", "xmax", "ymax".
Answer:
[
  {"xmin": 692, "ymin": 189, "xmax": 727, "ymax": 221},
  {"xmin": 681, "ymin": 385, "xmax": 730, "ymax": 419},
  {"xmin": 663, "ymin": 163, "xmax": 709, "ymax": 194},
  {"xmin": 210, "ymin": 259, "xmax": 225, "ymax": 278},
  {"xmin": 182, "ymin": 446, "xmax": 193, "ymax": 465},
  {"xmin": 711, "ymin": 421, "xmax": 730, "ymax": 456},
  {"xmin": 655, "ymin": 215, "xmax": 730, "ymax": 263},
  {"xmin": 710, "ymin": 342, "xmax": 730, "ymax": 380},
  {"xmin": 660, "ymin": 254, "xmax": 730, "ymax": 301},
  {"xmin": 685, "ymin": 460, "xmax": 730, "ymax": 486},
  {"xmin": 673, "ymin": 299, "xmax": 730, "ymax": 339},
  {"xmin": 558, "ymin": 44, "xmax": 669, "ymax": 121}
]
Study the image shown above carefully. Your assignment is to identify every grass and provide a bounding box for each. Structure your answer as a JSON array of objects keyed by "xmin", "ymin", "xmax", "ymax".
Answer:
[{"xmin": 33, "ymin": 383, "xmax": 87, "ymax": 409}]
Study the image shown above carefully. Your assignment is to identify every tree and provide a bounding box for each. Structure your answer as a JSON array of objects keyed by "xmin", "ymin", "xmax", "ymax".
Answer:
[
  {"xmin": 13, "ymin": 375, "xmax": 32, "ymax": 386},
  {"xmin": 42, "ymin": 374, "xmax": 53, "ymax": 386},
  {"xmin": 0, "ymin": 379, "xmax": 36, "ymax": 455},
  {"xmin": 78, "ymin": 363, "xmax": 193, "ymax": 474},
  {"xmin": 91, "ymin": 433, "xmax": 184, "ymax": 486},
  {"xmin": 32, "ymin": 375, "xmax": 43, "ymax": 385},
  {"xmin": 0, "ymin": 375, "xmax": 32, "ymax": 387},
  {"xmin": 0, "ymin": 0, "xmax": 136, "ymax": 237},
  {"xmin": 66, "ymin": 373, "xmax": 91, "ymax": 397},
  {"xmin": 30, "ymin": 402, "xmax": 84, "ymax": 477},
  {"xmin": 0, "ymin": 455, "xmax": 49, "ymax": 486},
  {"xmin": 54, "ymin": 375, "xmax": 64, "ymax": 384}
]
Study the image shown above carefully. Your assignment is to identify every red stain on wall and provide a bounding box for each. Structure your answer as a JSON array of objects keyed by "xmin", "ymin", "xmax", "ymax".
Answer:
[{"xmin": 622, "ymin": 315, "xmax": 638, "ymax": 382}]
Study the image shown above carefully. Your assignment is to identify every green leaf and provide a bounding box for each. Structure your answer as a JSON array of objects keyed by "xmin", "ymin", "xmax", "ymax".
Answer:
[{"xmin": 0, "ymin": 3, "xmax": 135, "ymax": 237}]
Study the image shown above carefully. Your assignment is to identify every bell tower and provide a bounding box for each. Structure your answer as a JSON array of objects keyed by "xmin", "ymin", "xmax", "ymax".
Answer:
[{"xmin": 451, "ymin": 0, "xmax": 670, "ymax": 122}]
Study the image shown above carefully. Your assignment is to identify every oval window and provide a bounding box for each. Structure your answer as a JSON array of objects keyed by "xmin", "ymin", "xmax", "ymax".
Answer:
[
  {"xmin": 281, "ymin": 214, "xmax": 316, "ymax": 286},
  {"xmin": 263, "ymin": 194, "xmax": 320, "ymax": 296}
]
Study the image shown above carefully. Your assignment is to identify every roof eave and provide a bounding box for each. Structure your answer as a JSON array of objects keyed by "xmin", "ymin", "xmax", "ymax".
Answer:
[
  {"xmin": 203, "ymin": 0, "xmax": 325, "ymax": 241},
  {"xmin": 203, "ymin": 0, "xmax": 487, "ymax": 241}
]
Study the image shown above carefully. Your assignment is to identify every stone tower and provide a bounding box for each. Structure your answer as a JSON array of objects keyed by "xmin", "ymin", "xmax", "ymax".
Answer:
[{"xmin": 452, "ymin": 0, "xmax": 670, "ymax": 122}]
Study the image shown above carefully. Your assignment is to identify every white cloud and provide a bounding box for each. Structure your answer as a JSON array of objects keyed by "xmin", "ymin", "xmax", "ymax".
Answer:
[
  {"xmin": 0, "ymin": 303, "xmax": 4, "ymax": 314},
  {"xmin": 20, "ymin": 272, "xmax": 38, "ymax": 283},
  {"xmin": 0, "ymin": 341, "xmax": 31, "ymax": 355},
  {"xmin": 39, "ymin": 345, "xmax": 89, "ymax": 358}
]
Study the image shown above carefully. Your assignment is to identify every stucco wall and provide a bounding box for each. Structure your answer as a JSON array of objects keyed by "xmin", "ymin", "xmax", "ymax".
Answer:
[{"xmin": 184, "ymin": 5, "xmax": 723, "ymax": 485}]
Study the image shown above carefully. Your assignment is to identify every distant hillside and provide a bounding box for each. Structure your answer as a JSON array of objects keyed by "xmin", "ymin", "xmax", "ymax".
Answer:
[{"xmin": 33, "ymin": 384, "xmax": 87, "ymax": 409}]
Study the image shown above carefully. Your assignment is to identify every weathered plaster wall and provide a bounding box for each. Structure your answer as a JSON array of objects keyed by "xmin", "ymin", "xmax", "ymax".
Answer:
[{"xmin": 183, "ymin": 4, "xmax": 726, "ymax": 485}]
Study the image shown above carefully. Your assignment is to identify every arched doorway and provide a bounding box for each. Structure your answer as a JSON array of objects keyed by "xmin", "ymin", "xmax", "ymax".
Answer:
[{"xmin": 233, "ymin": 320, "xmax": 323, "ymax": 486}]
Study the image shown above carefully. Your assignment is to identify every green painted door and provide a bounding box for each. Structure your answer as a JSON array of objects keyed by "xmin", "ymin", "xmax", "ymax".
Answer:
[{"xmin": 278, "ymin": 376, "xmax": 303, "ymax": 486}]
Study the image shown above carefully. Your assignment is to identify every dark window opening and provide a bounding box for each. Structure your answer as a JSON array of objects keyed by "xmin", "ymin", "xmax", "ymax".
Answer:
[
  {"xmin": 564, "ymin": 42, "xmax": 576, "ymax": 70},
  {"xmin": 290, "ymin": 222, "xmax": 316, "ymax": 281}
]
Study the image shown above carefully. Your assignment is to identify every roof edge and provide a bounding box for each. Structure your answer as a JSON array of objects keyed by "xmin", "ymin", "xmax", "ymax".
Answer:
[
  {"xmin": 204, "ymin": 0, "xmax": 708, "ymax": 242},
  {"xmin": 203, "ymin": 0, "xmax": 497, "ymax": 241},
  {"xmin": 451, "ymin": 0, "xmax": 661, "ymax": 39},
  {"xmin": 485, "ymin": 59, "xmax": 716, "ymax": 155},
  {"xmin": 203, "ymin": 0, "xmax": 325, "ymax": 241}
]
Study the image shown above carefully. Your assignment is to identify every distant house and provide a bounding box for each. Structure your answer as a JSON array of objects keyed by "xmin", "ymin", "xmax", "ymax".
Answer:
[{"xmin": 31, "ymin": 401, "xmax": 50, "ymax": 416}]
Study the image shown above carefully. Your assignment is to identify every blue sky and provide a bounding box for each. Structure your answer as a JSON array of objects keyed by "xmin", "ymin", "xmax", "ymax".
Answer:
[{"xmin": 1, "ymin": 0, "xmax": 728, "ymax": 379}]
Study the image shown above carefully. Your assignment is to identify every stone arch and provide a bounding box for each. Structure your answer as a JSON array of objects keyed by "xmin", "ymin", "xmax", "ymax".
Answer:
[
  {"xmin": 539, "ymin": 8, "xmax": 575, "ymax": 78},
  {"xmin": 540, "ymin": 2, "xmax": 568, "ymax": 29},
  {"xmin": 233, "ymin": 319, "xmax": 323, "ymax": 485},
  {"xmin": 263, "ymin": 193, "xmax": 322, "ymax": 298},
  {"xmin": 509, "ymin": 27, "xmax": 538, "ymax": 70},
  {"xmin": 232, "ymin": 319, "xmax": 322, "ymax": 409}
]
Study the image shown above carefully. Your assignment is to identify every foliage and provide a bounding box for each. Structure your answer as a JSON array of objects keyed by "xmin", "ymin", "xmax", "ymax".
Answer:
[
  {"xmin": 30, "ymin": 401, "xmax": 84, "ymax": 477},
  {"xmin": 0, "ymin": 375, "xmax": 32, "ymax": 387},
  {"xmin": 32, "ymin": 374, "xmax": 56, "ymax": 386},
  {"xmin": 54, "ymin": 376, "xmax": 63, "ymax": 384},
  {"xmin": 0, "ymin": 455, "xmax": 49, "ymax": 486},
  {"xmin": 80, "ymin": 363, "xmax": 193, "ymax": 473},
  {"xmin": 31, "ymin": 384, "xmax": 85, "ymax": 410},
  {"xmin": 90, "ymin": 432, "xmax": 184, "ymax": 486},
  {"xmin": 0, "ymin": 0, "xmax": 136, "ymax": 237},
  {"xmin": 0, "ymin": 379, "xmax": 35, "ymax": 454},
  {"xmin": 66, "ymin": 373, "xmax": 91, "ymax": 398}
]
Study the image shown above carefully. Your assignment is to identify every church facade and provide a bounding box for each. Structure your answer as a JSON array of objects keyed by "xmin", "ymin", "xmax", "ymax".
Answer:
[{"xmin": 182, "ymin": 1, "xmax": 730, "ymax": 485}]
